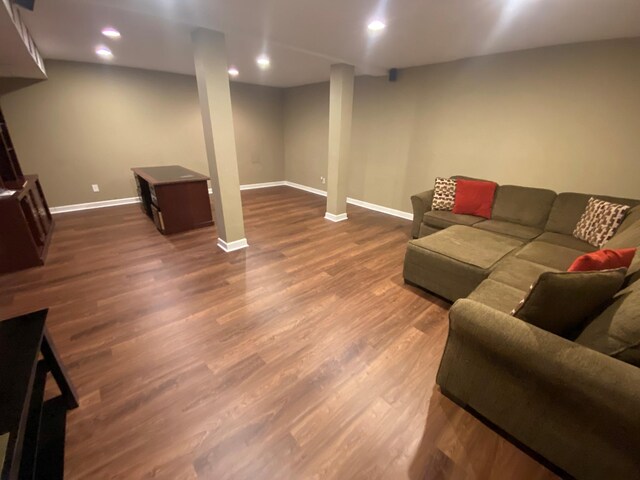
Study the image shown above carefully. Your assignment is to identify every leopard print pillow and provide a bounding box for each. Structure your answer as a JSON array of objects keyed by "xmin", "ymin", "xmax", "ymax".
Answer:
[
  {"xmin": 431, "ymin": 177, "xmax": 456, "ymax": 211},
  {"xmin": 573, "ymin": 197, "xmax": 630, "ymax": 248}
]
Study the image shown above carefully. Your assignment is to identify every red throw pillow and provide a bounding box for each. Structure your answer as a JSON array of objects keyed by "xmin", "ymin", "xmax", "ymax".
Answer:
[
  {"xmin": 568, "ymin": 248, "xmax": 637, "ymax": 272},
  {"xmin": 452, "ymin": 179, "xmax": 497, "ymax": 219}
]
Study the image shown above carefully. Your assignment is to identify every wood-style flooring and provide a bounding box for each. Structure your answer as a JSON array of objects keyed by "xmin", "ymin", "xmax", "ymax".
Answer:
[{"xmin": 0, "ymin": 186, "xmax": 558, "ymax": 480}]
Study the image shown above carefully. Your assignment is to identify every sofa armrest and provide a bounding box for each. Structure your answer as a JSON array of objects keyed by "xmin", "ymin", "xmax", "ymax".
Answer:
[
  {"xmin": 437, "ymin": 299, "xmax": 640, "ymax": 479},
  {"xmin": 410, "ymin": 189, "xmax": 434, "ymax": 238},
  {"xmin": 443, "ymin": 298, "xmax": 640, "ymax": 416}
]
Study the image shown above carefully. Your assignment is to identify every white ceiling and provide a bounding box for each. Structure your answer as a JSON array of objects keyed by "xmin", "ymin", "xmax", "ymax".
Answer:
[{"xmin": 21, "ymin": 0, "xmax": 640, "ymax": 87}]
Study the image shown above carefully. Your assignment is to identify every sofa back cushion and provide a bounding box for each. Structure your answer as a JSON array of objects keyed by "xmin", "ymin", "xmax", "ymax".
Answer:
[
  {"xmin": 575, "ymin": 274, "xmax": 640, "ymax": 367},
  {"xmin": 491, "ymin": 185, "xmax": 556, "ymax": 228},
  {"xmin": 545, "ymin": 193, "xmax": 640, "ymax": 235},
  {"xmin": 615, "ymin": 205, "xmax": 640, "ymax": 235},
  {"xmin": 605, "ymin": 218, "xmax": 640, "ymax": 250}
]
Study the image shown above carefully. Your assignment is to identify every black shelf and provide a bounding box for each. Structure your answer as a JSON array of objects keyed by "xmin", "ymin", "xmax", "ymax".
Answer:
[{"xmin": 0, "ymin": 310, "xmax": 78, "ymax": 480}]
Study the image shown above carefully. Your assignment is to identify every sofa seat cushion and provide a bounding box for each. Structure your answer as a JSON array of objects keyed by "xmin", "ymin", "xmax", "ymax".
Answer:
[
  {"xmin": 418, "ymin": 224, "xmax": 440, "ymax": 238},
  {"xmin": 468, "ymin": 279, "xmax": 526, "ymax": 313},
  {"xmin": 515, "ymin": 241, "xmax": 584, "ymax": 271},
  {"xmin": 423, "ymin": 210, "xmax": 484, "ymax": 230},
  {"xmin": 488, "ymin": 256, "xmax": 558, "ymax": 291},
  {"xmin": 474, "ymin": 220, "xmax": 543, "ymax": 241},
  {"xmin": 414, "ymin": 225, "xmax": 524, "ymax": 269},
  {"xmin": 403, "ymin": 226, "xmax": 524, "ymax": 301},
  {"xmin": 491, "ymin": 185, "xmax": 557, "ymax": 228},
  {"xmin": 536, "ymin": 232, "xmax": 596, "ymax": 253},
  {"xmin": 576, "ymin": 280, "xmax": 640, "ymax": 367}
]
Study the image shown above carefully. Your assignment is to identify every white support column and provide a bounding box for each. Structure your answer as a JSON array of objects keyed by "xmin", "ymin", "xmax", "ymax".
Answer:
[
  {"xmin": 192, "ymin": 28, "xmax": 248, "ymax": 251},
  {"xmin": 325, "ymin": 64, "xmax": 355, "ymax": 222}
]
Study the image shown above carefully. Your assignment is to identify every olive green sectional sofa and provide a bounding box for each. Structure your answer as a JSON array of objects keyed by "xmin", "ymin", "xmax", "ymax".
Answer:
[{"xmin": 404, "ymin": 178, "xmax": 640, "ymax": 479}]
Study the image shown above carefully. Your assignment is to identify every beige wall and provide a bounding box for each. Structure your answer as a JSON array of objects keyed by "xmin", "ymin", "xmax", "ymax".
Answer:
[
  {"xmin": 0, "ymin": 60, "xmax": 284, "ymax": 207},
  {"xmin": 3, "ymin": 39, "xmax": 640, "ymax": 212},
  {"xmin": 284, "ymin": 38, "xmax": 640, "ymax": 212},
  {"xmin": 283, "ymin": 82, "xmax": 329, "ymax": 191}
]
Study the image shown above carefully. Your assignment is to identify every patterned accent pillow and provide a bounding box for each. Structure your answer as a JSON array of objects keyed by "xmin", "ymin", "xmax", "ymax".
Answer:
[
  {"xmin": 573, "ymin": 197, "xmax": 630, "ymax": 248},
  {"xmin": 431, "ymin": 177, "xmax": 457, "ymax": 211}
]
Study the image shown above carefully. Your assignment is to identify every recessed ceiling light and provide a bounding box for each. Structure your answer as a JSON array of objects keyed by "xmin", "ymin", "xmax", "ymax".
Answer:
[
  {"xmin": 256, "ymin": 55, "xmax": 270, "ymax": 69},
  {"xmin": 95, "ymin": 46, "xmax": 113, "ymax": 59},
  {"xmin": 367, "ymin": 20, "xmax": 386, "ymax": 32},
  {"xmin": 101, "ymin": 27, "xmax": 121, "ymax": 39},
  {"xmin": 228, "ymin": 67, "xmax": 239, "ymax": 77}
]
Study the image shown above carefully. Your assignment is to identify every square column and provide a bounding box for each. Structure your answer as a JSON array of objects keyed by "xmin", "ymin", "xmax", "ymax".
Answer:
[
  {"xmin": 192, "ymin": 29, "xmax": 247, "ymax": 251},
  {"xmin": 325, "ymin": 64, "xmax": 355, "ymax": 222}
]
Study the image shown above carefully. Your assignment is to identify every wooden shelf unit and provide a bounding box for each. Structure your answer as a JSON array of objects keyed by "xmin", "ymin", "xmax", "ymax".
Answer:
[
  {"xmin": 0, "ymin": 108, "xmax": 54, "ymax": 275},
  {"xmin": 0, "ymin": 108, "xmax": 24, "ymax": 189}
]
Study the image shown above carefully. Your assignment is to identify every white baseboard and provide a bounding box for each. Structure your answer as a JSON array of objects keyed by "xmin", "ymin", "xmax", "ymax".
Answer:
[
  {"xmin": 50, "ymin": 196, "xmax": 140, "ymax": 214},
  {"xmin": 345, "ymin": 197, "xmax": 412, "ymax": 220},
  {"xmin": 209, "ymin": 181, "xmax": 287, "ymax": 195},
  {"xmin": 324, "ymin": 212, "xmax": 348, "ymax": 222},
  {"xmin": 240, "ymin": 181, "xmax": 286, "ymax": 190},
  {"xmin": 283, "ymin": 181, "xmax": 327, "ymax": 197},
  {"xmin": 217, "ymin": 237, "xmax": 249, "ymax": 252},
  {"xmin": 283, "ymin": 181, "xmax": 411, "ymax": 221},
  {"xmin": 52, "ymin": 182, "xmax": 287, "ymax": 214},
  {"xmin": 50, "ymin": 179, "xmax": 411, "ymax": 222}
]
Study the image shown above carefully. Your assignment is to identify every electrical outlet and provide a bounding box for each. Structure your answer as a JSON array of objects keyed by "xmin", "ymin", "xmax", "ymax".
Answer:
[
  {"xmin": 92, "ymin": 184, "xmax": 100, "ymax": 193},
  {"xmin": 320, "ymin": 176, "xmax": 326, "ymax": 185}
]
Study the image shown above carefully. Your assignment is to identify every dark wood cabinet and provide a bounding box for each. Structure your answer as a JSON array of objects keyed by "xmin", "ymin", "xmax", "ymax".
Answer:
[
  {"xmin": 132, "ymin": 166, "xmax": 213, "ymax": 235},
  {"xmin": 0, "ymin": 108, "xmax": 54, "ymax": 275}
]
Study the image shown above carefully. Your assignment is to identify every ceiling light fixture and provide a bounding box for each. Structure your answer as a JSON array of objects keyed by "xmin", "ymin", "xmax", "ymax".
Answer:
[
  {"xmin": 256, "ymin": 55, "xmax": 270, "ymax": 69},
  {"xmin": 367, "ymin": 20, "xmax": 386, "ymax": 32},
  {"xmin": 228, "ymin": 67, "xmax": 239, "ymax": 77},
  {"xmin": 101, "ymin": 27, "xmax": 121, "ymax": 39},
  {"xmin": 95, "ymin": 46, "xmax": 113, "ymax": 59}
]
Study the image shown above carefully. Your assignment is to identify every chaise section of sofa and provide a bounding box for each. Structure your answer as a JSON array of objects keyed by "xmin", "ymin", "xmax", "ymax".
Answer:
[{"xmin": 403, "ymin": 226, "xmax": 525, "ymax": 301}]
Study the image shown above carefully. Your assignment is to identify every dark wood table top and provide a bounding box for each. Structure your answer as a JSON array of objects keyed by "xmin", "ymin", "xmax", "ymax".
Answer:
[
  {"xmin": 0, "ymin": 311, "xmax": 47, "ymax": 480},
  {"xmin": 131, "ymin": 166, "xmax": 209, "ymax": 186}
]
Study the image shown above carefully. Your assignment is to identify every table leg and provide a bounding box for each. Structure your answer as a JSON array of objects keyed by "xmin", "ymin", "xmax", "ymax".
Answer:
[{"xmin": 41, "ymin": 328, "xmax": 79, "ymax": 409}]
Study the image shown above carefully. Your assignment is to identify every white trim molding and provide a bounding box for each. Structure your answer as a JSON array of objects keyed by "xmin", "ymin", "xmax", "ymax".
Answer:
[
  {"xmin": 52, "ymin": 182, "xmax": 288, "ymax": 214},
  {"xmin": 50, "ymin": 196, "xmax": 140, "ymax": 214},
  {"xmin": 345, "ymin": 197, "xmax": 412, "ymax": 220},
  {"xmin": 49, "ymin": 180, "xmax": 412, "ymax": 222},
  {"xmin": 217, "ymin": 237, "xmax": 249, "ymax": 252},
  {"xmin": 283, "ymin": 181, "xmax": 412, "ymax": 221},
  {"xmin": 283, "ymin": 181, "xmax": 327, "ymax": 197},
  {"xmin": 324, "ymin": 212, "xmax": 348, "ymax": 222},
  {"xmin": 240, "ymin": 181, "xmax": 286, "ymax": 191}
]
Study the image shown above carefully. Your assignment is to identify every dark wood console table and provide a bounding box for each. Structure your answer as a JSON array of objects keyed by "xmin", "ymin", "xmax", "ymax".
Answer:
[
  {"xmin": 132, "ymin": 166, "xmax": 213, "ymax": 235},
  {"xmin": 0, "ymin": 309, "xmax": 78, "ymax": 480}
]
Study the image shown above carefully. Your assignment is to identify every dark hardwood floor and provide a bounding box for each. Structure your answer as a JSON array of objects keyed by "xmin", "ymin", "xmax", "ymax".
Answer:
[{"xmin": 0, "ymin": 186, "xmax": 557, "ymax": 479}]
